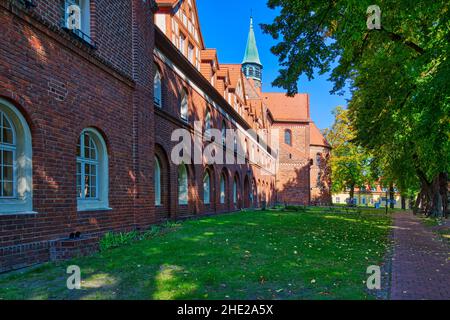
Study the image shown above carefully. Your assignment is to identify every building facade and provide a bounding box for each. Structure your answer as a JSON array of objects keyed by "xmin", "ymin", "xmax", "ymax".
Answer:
[{"xmin": 0, "ymin": 0, "xmax": 330, "ymax": 272}]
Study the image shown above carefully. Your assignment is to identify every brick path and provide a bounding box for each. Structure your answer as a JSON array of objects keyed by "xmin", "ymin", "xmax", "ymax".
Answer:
[{"xmin": 390, "ymin": 212, "xmax": 450, "ymax": 300}]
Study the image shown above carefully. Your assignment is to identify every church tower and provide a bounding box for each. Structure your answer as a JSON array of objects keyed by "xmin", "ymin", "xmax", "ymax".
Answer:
[{"xmin": 242, "ymin": 17, "xmax": 263, "ymax": 88}]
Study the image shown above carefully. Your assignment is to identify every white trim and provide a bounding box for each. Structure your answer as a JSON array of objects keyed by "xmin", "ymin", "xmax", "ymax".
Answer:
[
  {"xmin": 77, "ymin": 128, "xmax": 109, "ymax": 212},
  {"xmin": 0, "ymin": 98, "xmax": 33, "ymax": 215}
]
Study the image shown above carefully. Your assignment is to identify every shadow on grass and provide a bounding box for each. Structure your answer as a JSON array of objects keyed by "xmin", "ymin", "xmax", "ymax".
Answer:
[{"xmin": 0, "ymin": 210, "xmax": 392, "ymax": 300}]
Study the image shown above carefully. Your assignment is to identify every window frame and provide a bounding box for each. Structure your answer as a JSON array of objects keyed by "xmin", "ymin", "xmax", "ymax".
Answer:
[
  {"xmin": 154, "ymin": 69, "xmax": 162, "ymax": 108},
  {"xmin": 284, "ymin": 129, "xmax": 292, "ymax": 146},
  {"xmin": 203, "ymin": 171, "xmax": 211, "ymax": 205},
  {"xmin": 0, "ymin": 98, "xmax": 33, "ymax": 214},
  {"xmin": 155, "ymin": 156, "xmax": 161, "ymax": 206},
  {"xmin": 76, "ymin": 128, "xmax": 110, "ymax": 212},
  {"xmin": 180, "ymin": 90, "xmax": 189, "ymax": 122},
  {"xmin": 178, "ymin": 164, "xmax": 188, "ymax": 205},
  {"xmin": 220, "ymin": 173, "xmax": 226, "ymax": 204}
]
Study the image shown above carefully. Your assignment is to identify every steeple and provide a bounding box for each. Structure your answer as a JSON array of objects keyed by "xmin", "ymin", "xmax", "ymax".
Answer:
[{"xmin": 242, "ymin": 16, "xmax": 263, "ymax": 88}]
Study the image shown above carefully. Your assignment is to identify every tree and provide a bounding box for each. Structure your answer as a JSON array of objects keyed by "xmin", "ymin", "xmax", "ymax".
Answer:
[
  {"xmin": 262, "ymin": 0, "xmax": 450, "ymax": 217},
  {"xmin": 324, "ymin": 107, "xmax": 374, "ymax": 204}
]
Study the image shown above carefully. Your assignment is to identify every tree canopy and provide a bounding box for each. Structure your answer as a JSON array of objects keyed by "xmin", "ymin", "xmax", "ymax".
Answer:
[{"xmin": 262, "ymin": 0, "xmax": 450, "ymax": 216}]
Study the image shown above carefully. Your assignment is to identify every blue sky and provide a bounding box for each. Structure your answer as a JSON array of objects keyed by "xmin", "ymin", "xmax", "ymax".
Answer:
[{"xmin": 196, "ymin": 0, "xmax": 351, "ymax": 130}]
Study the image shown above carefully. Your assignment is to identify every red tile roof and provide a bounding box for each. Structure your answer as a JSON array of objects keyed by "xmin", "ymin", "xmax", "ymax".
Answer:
[
  {"xmin": 310, "ymin": 122, "xmax": 330, "ymax": 148},
  {"xmin": 263, "ymin": 93, "xmax": 310, "ymax": 122}
]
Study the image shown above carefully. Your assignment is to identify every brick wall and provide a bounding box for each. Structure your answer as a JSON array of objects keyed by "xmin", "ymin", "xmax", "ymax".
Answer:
[
  {"xmin": 0, "ymin": 0, "xmax": 155, "ymax": 272},
  {"xmin": 274, "ymin": 123, "xmax": 311, "ymax": 205}
]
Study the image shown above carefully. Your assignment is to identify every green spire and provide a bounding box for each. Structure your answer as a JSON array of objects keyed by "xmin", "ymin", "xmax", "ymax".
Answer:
[{"xmin": 242, "ymin": 17, "xmax": 262, "ymax": 66}]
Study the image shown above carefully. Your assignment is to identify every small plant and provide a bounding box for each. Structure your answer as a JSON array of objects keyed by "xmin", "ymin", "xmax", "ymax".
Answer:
[
  {"xmin": 99, "ymin": 231, "xmax": 139, "ymax": 251},
  {"xmin": 99, "ymin": 221, "xmax": 182, "ymax": 252}
]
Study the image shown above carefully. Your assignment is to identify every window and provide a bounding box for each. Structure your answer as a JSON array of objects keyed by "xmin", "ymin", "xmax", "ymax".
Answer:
[
  {"xmin": 64, "ymin": 0, "xmax": 91, "ymax": 39},
  {"xmin": 220, "ymin": 173, "xmax": 226, "ymax": 204},
  {"xmin": 155, "ymin": 157, "xmax": 161, "ymax": 206},
  {"xmin": 0, "ymin": 112, "xmax": 15, "ymax": 198},
  {"xmin": 205, "ymin": 109, "xmax": 212, "ymax": 132},
  {"xmin": 76, "ymin": 128, "xmax": 109, "ymax": 211},
  {"xmin": 178, "ymin": 164, "xmax": 188, "ymax": 205},
  {"xmin": 179, "ymin": 33, "xmax": 186, "ymax": 54},
  {"xmin": 180, "ymin": 90, "xmax": 188, "ymax": 121},
  {"xmin": 188, "ymin": 43, "xmax": 194, "ymax": 63},
  {"xmin": 221, "ymin": 121, "xmax": 227, "ymax": 146},
  {"xmin": 154, "ymin": 69, "xmax": 162, "ymax": 108},
  {"xmin": 233, "ymin": 178, "xmax": 238, "ymax": 205},
  {"xmin": 203, "ymin": 171, "xmax": 210, "ymax": 205},
  {"xmin": 248, "ymin": 67, "xmax": 254, "ymax": 77},
  {"xmin": 0, "ymin": 99, "xmax": 33, "ymax": 214},
  {"xmin": 316, "ymin": 153, "xmax": 321, "ymax": 166},
  {"xmin": 336, "ymin": 197, "xmax": 341, "ymax": 204},
  {"xmin": 284, "ymin": 129, "xmax": 292, "ymax": 146}
]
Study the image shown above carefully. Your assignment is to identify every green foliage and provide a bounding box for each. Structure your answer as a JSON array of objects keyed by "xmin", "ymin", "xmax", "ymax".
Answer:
[
  {"xmin": 99, "ymin": 221, "xmax": 181, "ymax": 252},
  {"xmin": 324, "ymin": 107, "xmax": 375, "ymax": 194},
  {"xmin": 99, "ymin": 231, "xmax": 140, "ymax": 251},
  {"xmin": 262, "ymin": 0, "xmax": 450, "ymax": 204}
]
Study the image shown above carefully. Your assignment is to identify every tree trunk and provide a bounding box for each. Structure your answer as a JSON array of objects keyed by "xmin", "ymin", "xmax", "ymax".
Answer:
[
  {"xmin": 349, "ymin": 185, "xmax": 355, "ymax": 207},
  {"xmin": 389, "ymin": 184, "xmax": 395, "ymax": 209}
]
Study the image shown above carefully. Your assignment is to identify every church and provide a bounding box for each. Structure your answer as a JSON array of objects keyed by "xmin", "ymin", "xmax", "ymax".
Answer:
[{"xmin": 0, "ymin": 0, "xmax": 330, "ymax": 272}]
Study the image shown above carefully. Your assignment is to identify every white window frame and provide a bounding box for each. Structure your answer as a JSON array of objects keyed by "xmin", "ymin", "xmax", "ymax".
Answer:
[
  {"xmin": 0, "ymin": 98, "xmax": 33, "ymax": 214},
  {"xmin": 77, "ymin": 128, "xmax": 109, "ymax": 212},
  {"xmin": 0, "ymin": 112, "xmax": 16, "ymax": 199},
  {"xmin": 180, "ymin": 91, "xmax": 189, "ymax": 122},
  {"xmin": 203, "ymin": 172, "xmax": 210, "ymax": 205},
  {"xmin": 154, "ymin": 70, "xmax": 162, "ymax": 108},
  {"xmin": 220, "ymin": 174, "xmax": 226, "ymax": 204},
  {"xmin": 155, "ymin": 157, "xmax": 161, "ymax": 206},
  {"xmin": 233, "ymin": 179, "xmax": 238, "ymax": 205},
  {"xmin": 178, "ymin": 164, "xmax": 188, "ymax": 205}
]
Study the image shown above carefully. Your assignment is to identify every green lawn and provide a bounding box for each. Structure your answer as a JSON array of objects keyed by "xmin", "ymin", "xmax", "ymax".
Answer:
[{"xmin": 0, "ymin": 209, "xmax": 392, "ymax": 300}]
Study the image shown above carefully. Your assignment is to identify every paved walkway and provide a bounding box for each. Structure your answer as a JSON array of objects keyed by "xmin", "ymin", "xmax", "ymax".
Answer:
[{"xmin": 390, "ymin": 212, "xmax": 450, "ymax": 300}]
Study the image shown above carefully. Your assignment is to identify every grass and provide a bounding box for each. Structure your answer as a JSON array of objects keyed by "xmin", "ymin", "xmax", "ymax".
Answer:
[{"xmin": 0, "ymin": 209, "xmax": 392, "ymax": 300}]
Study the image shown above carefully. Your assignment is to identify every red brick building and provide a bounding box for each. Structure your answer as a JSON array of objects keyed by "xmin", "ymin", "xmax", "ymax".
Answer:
[{"xmin": 0, "ymin": 0, "xmax": 330, "ymax": 272}]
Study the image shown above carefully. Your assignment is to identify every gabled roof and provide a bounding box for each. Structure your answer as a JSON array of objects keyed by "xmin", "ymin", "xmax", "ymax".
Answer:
[
  {"xmin": 242, "ymin": 17, "xmax": 262, "ymax": 66},
  {"xmin": 310, "ymin": 122, "xmax": 330, "ymax": 148},
  {"xmin": 221, "ymin": 64, "xmax": 242, "ymax": 89},
  {"xmin": 263, "ymin": 93, "xmax": 310, "ymax": 122}
]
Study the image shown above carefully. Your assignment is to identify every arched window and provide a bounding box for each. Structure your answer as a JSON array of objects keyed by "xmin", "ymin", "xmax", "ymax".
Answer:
[
  {"xmin": 154, "ymin": 69, "xmax": 162, "ymax": 108},
  {"xmin": 180, "ymin": 90, "xmax": 188, "ymax": 122},
  {"xmin": 284, "ymin": 129, "xmax": 292, "ymax": 146},
  {"xmin": 205, "ymin": 108, "xmax": 212, "ymax": 132},
  {"xmin": 178, "ymin": 164, "xmax": 188, "ymax": 205},
  {"xmin": 220, "ymin": 173, "xmax": 226, "ymax": 204},
  {"xmin": 248, "ymin": 67, "xmax": 255, "ymax": 77},
  {"xmin": 316, "ymin": 153, "xmax": 322, "ymax": 166},
  {"xmin": 233, "ymin": 177, "xmax": 238, "ymax": 205},
  {"xmin": 0, "ymin": 99, "xmax": 32, "ymax": 213},
  {"xmin": 0, "ymin": 112, "xmax": 15, "ymax": 199},
  {"xmin": 221, "ymin": 120, "xmax": 227, "ymax": 146},
  {"xmin": 155, "ymin": 157, "xmax": 161, "ymax": 206},
  {"xmin": 203, "ymin": 171, "xmax": 211, "ymax": 204},
  {"xmin": 76, "ymin": 128, "xmax": 109, "ymax": 211}
]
